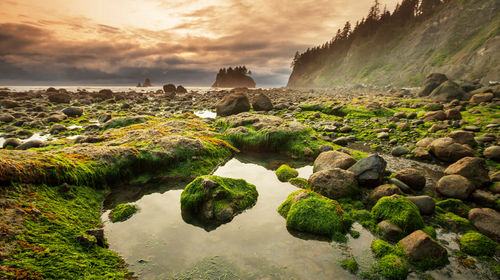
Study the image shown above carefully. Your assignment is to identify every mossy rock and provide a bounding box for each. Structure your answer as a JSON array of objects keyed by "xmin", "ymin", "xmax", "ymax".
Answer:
[
  {"xmin": 180, "ymin": 175, "xmax": 258, "ymax": 229},
  {"xmin": 340, "ymin": 258, "xmax": 359, "ymax": 274},
  {"xmin": 278, "ymin": 190, "xmax": 352, "ymax": 237},
  {"xmin": 109, "ymin": 204, "xmax": 138, "ymax": 223},
  {"xmin": 371, "ymin": 239, "xmax": 395, "ymax": 258},
  {"xmin": 288, "ymin": 177, "xmax": 309, "ymax": 188},
  {"xmin": 376, "ymin": 254, "xmax": 409, "ymax": 280},
  {"xmin": 276, "ymin": 164, "xmax": 298, "ymax": 182},
  {"xmin": 436, "ymin": 212, "xmax": 472, "ymax": 232},
  {"xmin": 435, "ymin": 198, "xmax": 470, "ymax": 217},
  {"xmin": 459, "ymin": 231, "xmax": 498, "ymax": 256},
  {"xmin": 371, "ymin": 195, "xmax": 424, "ymax": 235}
]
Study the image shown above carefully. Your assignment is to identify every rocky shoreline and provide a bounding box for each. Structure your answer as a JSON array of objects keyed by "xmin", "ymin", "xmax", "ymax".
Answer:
[{"xmin": 0, "ymin": 79, "xmax": 499, "ymax": 279}]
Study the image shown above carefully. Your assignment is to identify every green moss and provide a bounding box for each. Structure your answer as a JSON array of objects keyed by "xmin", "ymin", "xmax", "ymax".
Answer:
[
  {"xmin": 350, "ymin": 209, "xmax": 377, "ymax": 231},
  {"xmin": 371, "ymin": 195, "xmax": 424, "ymax": 234},
  {"xmin": 435, "ymin": 198, "xmax": 470, "ymax": 217},
  {"xmin": 371, "ymin": 239, "xmax": 395, "ymax": 258},
  {"xmin": 422, "ymin": 226, "xmax": 437, "ymax": 239},
  {"xmin": 376, "ymin": 254, "xmax": 409, "ymax": 280},
  {"xmin": 180, "ymin": 175, "xmax": 258, "ymax": 220},
  {"xmin": 109, "ymin": 204, "xmax": 138, "ymax": 223},
  {"xmin": 276, "ymin": 164, "xmax": 299, "ymax": 182},
  {"xmin": 459, "ymin": 232, "xmax": 497, "ymax": 256},
  {"xmin": 436, "ymin": 212, "xmax": 472, "ymax": 231},
  {"xmin": 288, "ymin": 177, "xmax": 309, "ymax": 189},
  {"xmin": 278, "ymin": 190, "xmax": 352, "ymax": 237},
  {"xmin": 340, "ymin": 258, "xmax": 359, "ymax": 274},
  {"xmin": 1, "ymin": 184, "xmax": 129, "ymax": 279}
]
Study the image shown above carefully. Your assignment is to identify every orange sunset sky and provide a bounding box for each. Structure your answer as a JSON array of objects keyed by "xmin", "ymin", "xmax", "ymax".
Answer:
[{"xmin": 0, "ymin": 0, "xmax": 399, "ymax": 86}]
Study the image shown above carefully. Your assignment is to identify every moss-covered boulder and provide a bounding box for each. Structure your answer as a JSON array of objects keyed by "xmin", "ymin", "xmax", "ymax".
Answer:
[
  {"xmin": 278, "ymin": 190, "xmax": 352, "ymax": 238},
  {"xmin": 109, "ymin": 204, "xmax": 138, "ymax": 223},
  {"xmin": 275, "ymin": 164, "xmax": 298, "ymax": 182},
  {"xmin": 459, "ymin": 231, "xmax": 497, "ymax": 256},
  {"xmin": 371, "ymin": 195, "xmax": 424, "ymax": 235},
  {"xmin": 371, "ymin": 239, "xmax": 396, "ymax": 258},
  {"xmin": 180, "ymin": 175, "xmax": 258, "ymax": 228},
  {"xmin": 376, "ymin": 254, "xmax": 408, "ymax": 280}
]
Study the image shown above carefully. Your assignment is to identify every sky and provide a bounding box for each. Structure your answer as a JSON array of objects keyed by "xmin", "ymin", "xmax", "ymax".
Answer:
[{"xmin": 0, "ymin": 0, "xmax": 399, "ymax": 87}]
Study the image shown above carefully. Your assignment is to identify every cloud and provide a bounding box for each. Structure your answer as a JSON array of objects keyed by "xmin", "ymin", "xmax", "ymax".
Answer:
[{"xmin": 0, "ymin": 0, "xmax": 400, "ymax": 86}]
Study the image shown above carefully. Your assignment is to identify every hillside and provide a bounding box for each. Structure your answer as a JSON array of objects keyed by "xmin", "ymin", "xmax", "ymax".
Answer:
[{"xmin": 287, "ymin": 0, "xmax": 500, "ymax": 88}]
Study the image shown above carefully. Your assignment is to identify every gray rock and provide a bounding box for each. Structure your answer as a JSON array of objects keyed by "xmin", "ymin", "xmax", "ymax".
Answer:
[
  {"xmin": 407, "ymin": 195, "xmax": 435, "ymax": 215},
  {"xmin": 391, "ymin": 146, "xmax": 409, "ymax": 157},
  {"xmin": 429, "ymin": 80, "xmax": 466, "ymax": 102},
  {"xmin": 471, "ymin": 190, "xmax": 499, "ymax": 208},
  {"xmin": 348, "ymin": 154, "xmax": 387, "ymax": 187},
  {"xmin": 49, "ymin": 124, "xmax": 67, "ymax": 134}
]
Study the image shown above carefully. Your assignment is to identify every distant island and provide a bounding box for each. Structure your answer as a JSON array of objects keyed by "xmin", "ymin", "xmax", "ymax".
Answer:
[
  {"xmin": 137, "ymin": 78, "xmax": 152, "ymax": 87},
  {"xmin": 212, "ymin": 66, "xmax": 256, "ymax": 88}
]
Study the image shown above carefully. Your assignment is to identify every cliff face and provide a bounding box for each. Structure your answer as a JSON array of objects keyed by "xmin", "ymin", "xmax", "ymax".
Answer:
[
  {"xmin": 212, "ymin": 67, "xmax": 256, "ymax": 88},
  {"xmin": 288, "ymin": 0, "xmax": 500, "ymax": 88}
]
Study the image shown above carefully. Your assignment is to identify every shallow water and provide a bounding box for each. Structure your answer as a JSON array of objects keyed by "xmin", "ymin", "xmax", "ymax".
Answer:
[
  {"xmin": 0, "ymin": 132, "xmax": 50, "ymax": 147},
  {"xmin": 102, "ymin": 154, "xmax": 498, "ymax": 280},
  {"xmin": 194, "ymin": 110, "xmax": 217, "ymax": 119},
  {"xmin": 102, "ymin": 155, "xmax": 366, "ymax": 280}
]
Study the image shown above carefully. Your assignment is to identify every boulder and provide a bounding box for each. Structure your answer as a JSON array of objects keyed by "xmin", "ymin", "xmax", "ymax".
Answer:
[
  {"xmin": 2, "ymin": 138, "xmax": 21, "ymax": 149},
  {"xmin": 470, "ymin": 92, "xmax": 494, "ymax": 104},
  {"xmin": 180, "ymin": 175, "xmax": 258, "ymax": 228},
  {"xmin": 176, "ymin": 85, "xmax": 188, "ymax": 93},
  {"xmin": 308, "ymin": 168, "xmax": 359, "ymax": 199},
  {"xmin": 391, "ymin": 146, "xmax": 409, "ymax": 157},
  {"xmin": 278, "ymin": 190, "xmax": 351, "ymax": 237},
  {"xmin": 371, "ymin": 195, "xmax": 424, "ymax": 234},
  {"xmin": 313, "ymin": 151, "xmax": 356, "ymax": 172},
  {"xmin": 48, "ymin": 93, "xmax": 71, "ymax": 104},
  {"xmin": 468, "ymin": 208, "xmax": 500, "ymax": 242},
  {"xmin": 15, "ymin": 140, "xmax": 43, "ymax": 150},
  {"xmin": 378, "ymin": 220, "xmax": 403, "ymax": 242},
  {"xmin": 62, "ymin": 107, "xmax": 83, "ymax": 117},
  {"xmin": 0, "ymin": 113, "xmax": 14, "ymax": 123},
  {"xmin": 407, "ymin": 195, "xmax": 435, "ymax": 215},
  {"xmin": 49, "ymin": 124, "xmax": 67, "ymax": 134},
  {"xmin": 368, "ymin": 184, "xmax": 402, "ymax": 205},
  {"xmin": 428, "ymin": 137, "xmax": 474, "ymax": 162},
  {"xmin": 417, "ymin": 73, "xmax": 448, "ymax": 97},
  {"xmin": 445, "ymin": 108, "xmax": 461, "ymax": 120},
  {"xmin": 436, "ymin": 175, "xmax": 475, "ymax": 200},
  {"xmin": 447, "ymin": 130, "xmax": 475, "ymax": 145},
  {"xmin": 398, "ymin": 230, "xmax": 448, "ymax": 265},
  {"xmin": 423, "ymin": 110, "xmax": 446, "ymax": 122},
  {"xmin": 484, "ymin": 146, "xmax": 500, "ymax": 161},
  {"xmin": 251, "ymin": 93, "xmax": 273, "ymax": 111},
  {"xmin": 215, "ymin": 92, "xmax": 251, "ymax": 117},
  {"xmin": 394, "ymin": 168, "xmax": 426, "ymax": 191},
  {"xmin": 429, "ymin": 80, "xmax": 466, "ymax": 102},
  {"xmin": 471, "ymin": 190, "xmax": 499, "ymax": 208},
  {"xmin": 348, "ymin": 154, "xmax": 387, "ymax": 187},
  {"xmin": 444, "ymin": 157, "xmax": 489, "ymax": 188},
  {"xmin": 98, "ymin": 114, "xmax": 111, "ymax": 123}
]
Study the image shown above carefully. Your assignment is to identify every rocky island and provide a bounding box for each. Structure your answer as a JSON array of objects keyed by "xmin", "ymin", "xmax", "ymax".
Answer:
[{"xmin": 212, "ymin": 66, "xmax": 256, "ymax": 88}]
